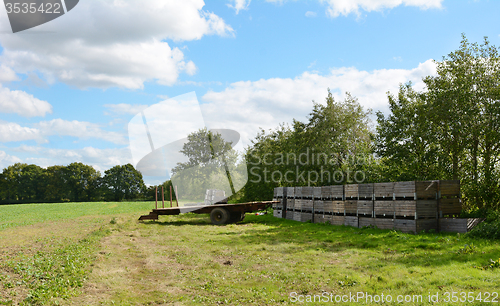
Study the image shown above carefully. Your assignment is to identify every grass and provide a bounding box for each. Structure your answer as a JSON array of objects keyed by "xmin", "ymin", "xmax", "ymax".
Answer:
[{"xmin": 0, "ymin": 202, "xmax": 499, "ymax": 305}]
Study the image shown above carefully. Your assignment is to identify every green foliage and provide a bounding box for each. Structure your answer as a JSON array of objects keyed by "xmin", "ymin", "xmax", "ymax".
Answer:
[
  {"xmin": 101, "ymin": 164, "xmax": 146, "ymax": 201},
  {"xmin": 467, "ymin": 218, "xmax": 500, "ymax": 240},
  {"xmin": 377, "ymin": 34, "xmax": 500, "ymax": 211},
  {"xmin": 244, "ymin": 90, "xmax": 376, "ymax": 201}
]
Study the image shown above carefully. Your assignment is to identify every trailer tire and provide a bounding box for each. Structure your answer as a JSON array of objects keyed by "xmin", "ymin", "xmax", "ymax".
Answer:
[{"xmin": 210, "ymin": 208, "xmax": 230, "ymax": 225}]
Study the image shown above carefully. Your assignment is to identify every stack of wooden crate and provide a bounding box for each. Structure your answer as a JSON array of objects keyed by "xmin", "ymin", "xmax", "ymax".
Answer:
[{"xmin": 272, "ymin": 180, "xmax": 470, "ymax": 233}]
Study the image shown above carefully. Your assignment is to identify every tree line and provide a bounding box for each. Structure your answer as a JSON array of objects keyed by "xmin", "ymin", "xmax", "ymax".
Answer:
[
  {"xmin": 242, "ymin": 35, "xmax": 500, "ymax": 212},
  {"xmin": 0, "ymin": 162, "xmax": 148, "ymax": 204}
]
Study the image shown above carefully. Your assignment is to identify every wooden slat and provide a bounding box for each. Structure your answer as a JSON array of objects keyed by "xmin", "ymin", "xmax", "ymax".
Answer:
[
  {"xmin": 395, "ymin": 219, "xmax": 438, "ymax": 233},
  {"xmin": 439, "ymin": 218, "xmax": 468, "ymax": 233},
  {"xmin": 357, "ymin": 200, "xmax": 373, "ymax": 216},
  {"xmin": 394, "ymin": 181, "xmax": 437, "ymax": 199},
  {"xmin": 276, "ymin": 187, "xmax": 284, "ymax": 198},
  {"xmin": 301, "ymin": 187, "xmax": 313, "ymax": 198},
  {"xmin": 294, "ymin": 199, "xmax": 303, "ymax": 210},
  {"xmin": 358, "ymin": 183, "xmax": 374, "ymax": 199},
  {"xmin": 359, "ymin": 217, "xmax": 376, "ymax": 228},
  {"xmin": 323, "ymin": 200, "xmax": 334, "ymax": 213},
  {"xmin": 286, "ymin": 211, "xmax": 294, "ymax": 220},
  {"xmin": 273, "ymin": 210, "xmax": 282, "ymax": 218},
  {"xmin": 314, "ymin": 214, "xmax": 326, "ymax": 224},
  {"xmin": 287, "ymin": 199, "xmax": 295, "ymax": 210},
  {"xmin": 313, "ymin": 187, "xmax": 322, "ymax": 199},
  {"xmin": 344, "ymin": 184, "xmax": 358, "ymax": 199},
  {"xmin": 314, "ymin": 200, "xmax": 324, "ymax": 212},
  {"xmin": 295, "ymin": 187, "xmax": 302, "ymax": 198},
  {"xmin": 302, "ymin": 200, "xmax": 314, "ymax": 211},
  {"xmin": 344, "ymin": 200, "xmax": 357, "ymax": 214},
  {"xmin": 374, "ymin": 201, "xmax": 394, "ymax": 217},
  {"xmin": 439, "ymin": 180, "xmax": 460, "ymax": 197},
  {"xmin": 293, "ymin": 211, "xmax": 301, "ymax": 222},
  {"xmin": 321, "ymin": 185, "xmax": 343, "ymax": 199},
  {"xmin": 332, "ymin": 201, "xmax": 344, "ymax": 214},
  {"xmin": 394, "ymin": 200, "xmax": 437, "ymax": 218},
  {"xmin": 439, "ymin": 198, "xmax": 462, "ymax": 215},
  {"xmin": 375, "ymin": 218, "xmax": 394, "ymax": 230},
  {"xmin": 344, "ymin": 216, "xmax": 358, "ymax": 227},
  {"xmin": 286, "ymin": 187, "xmax": 295, "ymax": 198},
  {"xmin": 301, "ymin": 212, "xmax": 313, "ymax": 222},
  {"xmin": 374, "ymin": 182, "xmax": 394, "ymax": 199},
  {"xmin": 331, "ymin": 215, "xmax": 345, "ymax": 226}
]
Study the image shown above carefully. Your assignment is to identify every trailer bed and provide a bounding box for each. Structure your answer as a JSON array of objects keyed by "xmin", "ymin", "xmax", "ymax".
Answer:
[{"xmin": 139, "ymin": 201, "xmax": 277, "ymax": 225}]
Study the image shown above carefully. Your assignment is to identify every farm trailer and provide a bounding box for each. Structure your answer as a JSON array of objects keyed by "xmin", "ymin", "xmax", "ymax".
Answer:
[{"xmin": 139, "ymin": 201, "xmax": 277, "ymax": 225}]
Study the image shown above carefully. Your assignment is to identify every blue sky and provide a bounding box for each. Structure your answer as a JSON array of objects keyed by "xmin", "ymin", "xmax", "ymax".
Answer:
[{"xmin": 0, "ymin": 0, "xmax": 499, "ymax": 185}]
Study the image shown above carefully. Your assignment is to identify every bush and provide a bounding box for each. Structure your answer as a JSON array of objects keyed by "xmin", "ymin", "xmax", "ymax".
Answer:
[{"xmin": 466, "ymin": 212, "xmax": 500, "ymax": 240}]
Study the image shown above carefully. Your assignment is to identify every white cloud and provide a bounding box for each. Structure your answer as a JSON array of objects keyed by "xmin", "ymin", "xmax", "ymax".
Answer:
[
  {"xmin": 0, "ymin": 121, "xmax": 43, "ymax": 143},
  {"xmin": 0, "ymin": 0, "xmax": 234, "ymax": 89},
  {"xmin": 13, "ymin": 145, "xmax": 133, "ymax": 173},
  {"xmin": 104, "ymin": 104, "xmax": 149, "ymax": 116},
  {"xmin": 35, "ymin": 119, "xmax": 127, "ymax": 144},
  {"xmin": 0, "ymin": 64, "xmax": 18, "ymax": 82},
  {"xmin": 0, "ymin": 86, "xmax": 53, "ymax": 117},
  {"xmin": 318, "ymin": 0, "xmax": 443, "ymax": 17},
  {"xmin": 202, "ymin": 60, "xmax": 437, "ymax": 146},
  {"xmin": 305, "ymin": 11, "xmax": 317, "ymax": 17},
  {"xmin": 0, "ymin": 150, "xmax": 22, "ymax": 169},
  {"xmin": 228, "ymin": 0, "xmax": 251, "ymax": 14}
]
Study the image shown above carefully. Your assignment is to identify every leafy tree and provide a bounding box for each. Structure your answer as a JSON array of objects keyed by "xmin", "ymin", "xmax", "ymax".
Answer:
[
  {"xmin": 102, "ymin": 164, "xmax": 146, "ymax": 201},
  {"xmin": 64, "ymin": 162, "xmax": 101, "ymax": 202}
]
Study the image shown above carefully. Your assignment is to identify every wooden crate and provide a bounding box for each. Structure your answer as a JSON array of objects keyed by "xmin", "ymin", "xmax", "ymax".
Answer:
[
  {"xmin": 332, "ymin": 201, "xmax": 344, "ymax": 214},
  {"xmin": 301, "ymin": 212, "xmax": 313, "ymax": 222},
  {"xmin": 321, "ymin": 186, "xmax": 342, "ymax": 199},
  {"xmin": 275, "ymin": 187, "xmax": 284, "ymax": 198},
  {"xmin": 394, "ymin": 181, "xmax": 438, "ymax": 200},
  {"xmin": 286, "ymin": 211, "xmax": 294, "ymax": 220},
  {"xmin": 293, "ymin": 211, "xmax": 302, "ymax": 222},
  {"xmin": 395, "ymin": 219, "xmax": 437, "ymax": 234},
  {"xmin": 344, "ymin": 216, "xmax": 358, "ymax": 227},
  {"xmin": 374, "ymin": 182, "xmax": 394, "ymax": 199},
  {"xmin": 344, "ymin": 184, "xmax": 358, "ymax": 199},
  {"xmin": 273, "ymin": 209, "xmax": 282, "ymax": 218},
  {"xmin": 322, "ymin": 200, "xmax": 334, "ymax": 213},
  {"xmin": 358, "ymin": 183, "xmax": 374, "ymax": 199},
  {"xmin": 314, "ymin": 214, "xmax": 326, "ymax": 224},
  {"xmin": 331, "ymin": 215, "xmax": 345, "ymax": 226},
  {"xmin": 287, "ymin": 199, "xmax": 295, "ymax": 210},
  {"xmin": 357, "ymin": 200, "xmax": 373, "ymax": 216},
  {"xmin": 302, "ymin": 199, "xmax": 314, "ymax": 211},
  {"xmin": 302, "ymin": 187, "xmax": 313, "ymax": 198},
  {"xmin": 295, "ymin": 187, "xmax": 302, "ymax": 199},
  {"xmin": 314, "ymin": 200, "xmax": 324, "ymax": 212},
  {"xmin": 439, "ymin": 218, "xmax": 483, "ymax": 233},
  {"xmin": 294, "ymin": 199, "xmax": 303, "ymax": 210},
  {"xmin": 313, "ymin": 187, "xmax": 322, "ymax": 199},
  {"xmin": 439, "ymin": 198, "xmax": 462, "ymax": 216},
  {"xmin": 344, "ymin": 200, "xmax": 357, "ymax": 215},
  {"xmin": 286, "ymin": 187, "xmax": 295, "ymax": 198},
  {"xmin": 439, "ymin": 180, "xmax": 460, "ymax": 198},
  {"xmin": 394, "ymin": 200, "xmax": 437, "ymax": 219},
  {"xmin": 375, "ymin": 218, "xmax": 394, "ymax": 230},
  {"xmin": 374, "ymin": 201, "xmax": 394, "ymax": 217},
  {"xmin": 359, "ymin": 217, "xmax": 376, "ymax": 228}
]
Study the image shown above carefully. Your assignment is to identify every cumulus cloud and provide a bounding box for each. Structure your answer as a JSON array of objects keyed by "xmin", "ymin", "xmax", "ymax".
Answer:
[
  {"xmin": 318, "ymin": 0, "xmax": 443, "ymax": 17},
  {"xmin": 35, "ymin": 119, "xmax": 127, "ymax": 144},
  {"xmin": 228, "ymin": 0, "xmax": 251, "ymax": 14},
  {"xmin": 0, "ymin": 150, "xmax": 22, "ymax": 169},
  {"xmin": 0, "ymin": 121, "xmax": 43, "ymax": 143},
  {"xmin": 0, "ymin": 64, "xmax": 18, "ymax": 82},
  {"xmin": 13, "ymin": 145, "xmax": 133, "ymax": 173},
  {"xmin": 202, "ymin": 60, "xmax": 437, "ymax": 146},
  {"xmin": 0, "ymin": 1, "xmax": 233, "ymax": 89},
  {"xmin": 0, "ymin": 86, "xmax": 53, "ymax": 117}
]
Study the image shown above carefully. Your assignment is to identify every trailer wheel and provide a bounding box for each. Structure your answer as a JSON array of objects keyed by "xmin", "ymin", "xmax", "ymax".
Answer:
[{"xmin": 210, "ymin": 208, "xmax": 230, "ymax": 225}]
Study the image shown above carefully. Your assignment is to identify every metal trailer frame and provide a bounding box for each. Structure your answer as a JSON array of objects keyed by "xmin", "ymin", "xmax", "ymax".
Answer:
[{"xmin": 139, "ymin": 201, "xmax": 278, "ymax": 225}]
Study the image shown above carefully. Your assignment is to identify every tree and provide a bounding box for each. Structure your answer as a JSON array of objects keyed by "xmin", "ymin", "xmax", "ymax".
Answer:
[
  {"xmin": 64, "ymin": 162, "xmax": 101, "ymax": 202},
  {"xmin": 102, "ymin": 164, "xmax": 146, "ymax": 201}
]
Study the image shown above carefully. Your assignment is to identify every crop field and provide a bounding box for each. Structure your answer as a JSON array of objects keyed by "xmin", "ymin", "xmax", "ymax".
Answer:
[{"xmin": 0, "ymin": 202, "xmax": 499, "ymax": 305}]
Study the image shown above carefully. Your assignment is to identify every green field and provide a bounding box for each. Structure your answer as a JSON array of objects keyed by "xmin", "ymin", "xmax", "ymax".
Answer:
[{"xmin": 0, "ymin": 202, "xmax": 499, "ymax": 305}]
